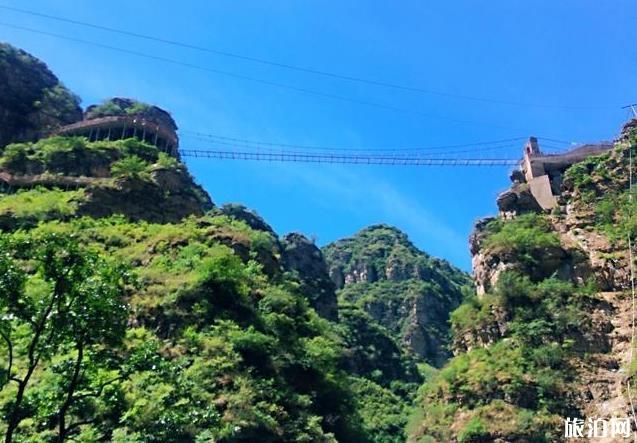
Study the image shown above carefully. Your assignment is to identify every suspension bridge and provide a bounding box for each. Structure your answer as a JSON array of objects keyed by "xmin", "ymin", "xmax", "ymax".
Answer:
[
  {"xmin": 177, "ymin": 133, "xmax": 575, "ymax": 167},
  {"xmin": 178, "ymin": 148, "xmax": 521, "ymax": 166}
]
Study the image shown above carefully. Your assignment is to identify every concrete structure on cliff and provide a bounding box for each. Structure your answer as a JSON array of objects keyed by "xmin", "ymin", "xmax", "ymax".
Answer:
[
  {"xmin": 55, "ymin": 98, "xmax": 180, "ymax": 158},
  {"xmin": 516, "ymin": 137, "xmax": 613, "ymax": 210}
]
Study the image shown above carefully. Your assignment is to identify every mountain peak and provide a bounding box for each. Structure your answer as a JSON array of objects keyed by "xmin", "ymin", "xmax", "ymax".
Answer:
[
  {"xmin": 323, "ymin": 226, "xmax": 472, "ymax": 365},
  {"xmin": 323, "ymin": 224, "xmax": 466, "ymax": 288}
]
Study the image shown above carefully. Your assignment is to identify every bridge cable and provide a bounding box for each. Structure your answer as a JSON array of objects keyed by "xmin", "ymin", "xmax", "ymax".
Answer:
[
  {"xmin": 0, "ymin": 22, "xmax": 534, "ymax": 132},
  {"xmin": 0, "ymin": 4, "xmax": 618, "ymax": 111},
  {"xmin": 179, "ymin": 132, "xmax": 528, "ymax": 153}
]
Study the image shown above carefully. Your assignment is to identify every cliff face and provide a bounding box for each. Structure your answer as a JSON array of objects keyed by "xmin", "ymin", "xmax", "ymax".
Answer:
[
  {"xmin": 280, "ymin": 232, "xmax": 339, "ymax": 321},
  {"xmin": 469, "ymin": 214, "xmax": 592, "ymax": 298},
  {"xmin": 0, "ymin": 137, "xmax": 213, "ymax": 228},
  {"xmin": 323, "ymin": 225, "xmax": 472, "ymax": 366},
  {"xmin": 85, "ymin": 97, "xmax": 178, "ymax": 131},
  {"xmin": 0, "ymin": 43, "xmax": 82, "ymax": 147},
  {"xmin": 409, "ymin": 122, "xmax": 637, "ymax": 442}
]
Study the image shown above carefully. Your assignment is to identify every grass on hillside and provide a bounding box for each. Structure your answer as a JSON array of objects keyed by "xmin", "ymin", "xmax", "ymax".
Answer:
[{"xmin": 0, "ymin": 187, "xmax": 84, "ymax": 220}]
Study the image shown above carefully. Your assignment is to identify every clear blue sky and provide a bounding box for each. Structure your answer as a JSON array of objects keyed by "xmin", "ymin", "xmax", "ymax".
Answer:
[{"xmin": 1, "ymin": 1, "xmax": 635, "ymax": 270}]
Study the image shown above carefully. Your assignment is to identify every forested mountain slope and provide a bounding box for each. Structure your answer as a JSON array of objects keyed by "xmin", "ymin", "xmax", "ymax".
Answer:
[
  {"xmin": 0, "ymin": 43, "xmax": 481, "ymax": 442},
  {"xmin": 5, "ymin": 41, "xmax": 633, "ymax": 443},
  {"xmin": 0, "ymin": 134, "xmax": 416, "ymax": 442},
  {"xmin": 323, "ymin": 225, "xmax": 472, "ymax": 367}
]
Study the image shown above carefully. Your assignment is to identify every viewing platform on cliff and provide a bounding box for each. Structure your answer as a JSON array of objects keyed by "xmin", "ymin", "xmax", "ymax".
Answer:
[{"xmin": 54, "ymin": 97, "xmax": 180, "ymax": 158}]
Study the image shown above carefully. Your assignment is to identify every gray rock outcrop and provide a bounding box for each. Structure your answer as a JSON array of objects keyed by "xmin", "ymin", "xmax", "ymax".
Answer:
[{"xmin": 281, "ymin": 232, "xmax": 338, "ymax": 321}]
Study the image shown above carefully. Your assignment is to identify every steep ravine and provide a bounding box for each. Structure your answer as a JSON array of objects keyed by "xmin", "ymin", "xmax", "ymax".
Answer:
[{"xmin": 5, "ymin": 41, "xmax": 637, "ymax": 443}]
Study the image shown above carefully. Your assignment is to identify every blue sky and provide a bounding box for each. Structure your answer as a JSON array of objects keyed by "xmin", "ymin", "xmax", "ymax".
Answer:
[{"xmin": 1, "ymin": 1, "xmax": 635, "ymax": 270}]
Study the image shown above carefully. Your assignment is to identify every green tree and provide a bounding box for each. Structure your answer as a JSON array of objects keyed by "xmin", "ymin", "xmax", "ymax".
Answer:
[
  {"xmin": 110, "ymin": 155, "xmax": 149, "ymax": 179},
  {"xmin": 0, "ymin": 234, "xmax": 129, "ymax": 442}
]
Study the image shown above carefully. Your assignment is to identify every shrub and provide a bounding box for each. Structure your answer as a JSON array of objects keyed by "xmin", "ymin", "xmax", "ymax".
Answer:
[
  {"xmin": 458, "ymin": 417, "xmax": 488, "ymax": 443},
  {"xmin": 563, "ymin": 150, "xmax": 612, "ymax": 191},
  {"xmin": 595, "ymin": 197, "xmax": 616, "ymax": 226},
  {"xmin": 483, "ymin": 213, "xmax": 560, "ymax": 254},
  {"xmin": 450, "ymin": 296, "xmax": 485, "ymax": 333},
  {"xmin": 349, "ymin": 377, "xmax": 408, "ymax": 443},
  {"xmin": 155, "ymin": 152, "xmax": 180, "ymax": 169},
  {"xmin": 1, "ymin": 142, "xmax": 33, "ymax": 171},
  {"xmin": 110, "ymin": 155, "xmax": 150, "ymax": 179},
  {"xmin": 88, "ymin": 100, "xmax": 126, "ymax": 117},
  {"xmin": 592, "ymin": 187, "xmax": 637, "ymax": 241},
  {"xmin": 116, "ymin": 138, "xmax": 159, "ymax": 162}
]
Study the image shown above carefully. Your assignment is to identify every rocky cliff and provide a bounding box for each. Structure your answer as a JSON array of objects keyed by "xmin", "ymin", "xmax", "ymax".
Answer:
[
  {"xmin": 0, "ymin": 43, "xmax": 82, "ymax": 147},
  {"xmin": 85, "ymin": 97, "xmax": 178, "ymax": 131},
  {"xmin": 323, "ymin": 225, "xmax": 472, "ymax": 366},
  {"xmin": 0, "ymin": 136, "xmax": 213, "ymax": 227},
  {"xmin": 280, "ymin": 232, "xmax": 339, "ymax": 321},
  {"xmin": 409, "ymin": 121, "xmax": 637, "ymax": 442}
]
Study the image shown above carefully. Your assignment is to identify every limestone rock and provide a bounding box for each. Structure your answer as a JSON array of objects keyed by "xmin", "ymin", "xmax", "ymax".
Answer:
[
  {"xmin": 496, "ymin": 183, "xmax": 542, "ymax": 215},
  {"xmin": 471, "ymin": 213, "xmax": 596, "ymax": 297},
  {"xmin": 281, "ymin": 232, "xmax": 338, "ymax": 321},
  {"xmin": 218, "ymin": 203, "xmax": 275, "ymax": 233},
  {"xmin": 323, "ymin": 224, "xmax": 472, "ymax": 365},
  {"xmin": 78, "ymin": 173, "xmax": 212, "ymax": 223},
  {"xmin": 469, "ymin": 217, "xmax": 495, "ymax": 256},
  {"xmin": 85, "ymin": 97, "xmax": 178, "ymax": 132}
]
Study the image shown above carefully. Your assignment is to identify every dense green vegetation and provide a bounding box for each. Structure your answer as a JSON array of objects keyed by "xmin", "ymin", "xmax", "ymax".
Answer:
[
  {"xmin": 561, "ymin": 133, "xmax": 637, "ymax": 243},
  {"xmin": 0, "ymin": 234, "xmax": 130, "ymax": 442},
  {"xmin": 0, "ymin": 136, "xmax": 428, "ymax": 442},
  {"xmin": 411, "ymin": 271, "xmax": 597, "ymax": 442},
  {"xmin": 323, "ymin": 225, "xmax": 469, "ymax": 290},
  {"xmin": 86, "ymin": 99, "xmax": 152, "ymax": 119},
  {"xmin": 110, "ymin": 156, "xmax": 151, "ymax": 179},
  {"xmin": 336, "ymin": 304, "xmax": 420, "ymax": 388},
  {"xmin": 407, "ymin": 185, "xmax": 610, "ymax": 442},
  {"xmin": 482, "ymin": 213, "xmax": 560, "ymax": 253},
  {"xmin": 563, "ymin": 150, "xmax": 614, "ymax": 192},
  {"xmin": 323, "ymin": 225, "xmax": 472, "ymax": 367},
  {"xmin": 1, "ymin": 136, "xmax": 164, "ymax": 175},
  {"xmin": 0, "ymin": 136, "xmax": 213, "ymax": 226},
  {"xmin": 339, "ymin": 279, "xmax": 462, "ymax": 313},
  {"xmin": 338, "ymin": 280, "xmax": 465, "ymax": 364},
  {"xmin": 349, "ymin": 378, "xmax": 408, "ymax": 443},
  {"xmin": 84, "ymin": 98, "xmax": 177, "ymax": 132},
  {"xmin": 0, "ymin": 187, "xmax": 84, "ymax": 221},
  {"xmin": 0, "ymin": 214, "xmax": 372, "ymax": 441}
]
